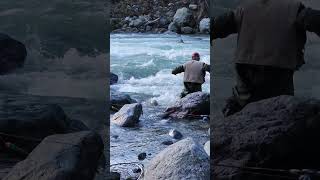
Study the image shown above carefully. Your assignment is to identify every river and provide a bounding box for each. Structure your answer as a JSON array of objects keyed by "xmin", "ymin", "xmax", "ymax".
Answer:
[{"xmin": 110, "ymin": 33, "xmax": 210, "ymax": 179}]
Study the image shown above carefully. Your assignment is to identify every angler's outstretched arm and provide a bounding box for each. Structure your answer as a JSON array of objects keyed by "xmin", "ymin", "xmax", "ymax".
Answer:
[
  {"xmin": 172, "ymin": 65, "xmax": 184, "ymax": 75},
  {"xmin": 211, "ymin": 8, "xmax": 242, "ymax": 40},
  {"xmin": 296, "ymin": 5, "xmax": 320, "ymax": 37},
  {"xmin": 203, "ymin": 63, "xmax": 210, "ymax": 73}
]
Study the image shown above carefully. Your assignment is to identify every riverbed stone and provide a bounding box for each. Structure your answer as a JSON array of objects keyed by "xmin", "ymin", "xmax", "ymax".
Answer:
[
  {"xmin": 213, "ymin": 95, "xmax": 320, "ymax": 179},
  {"xmin": 144, "ymin": 137, "xmax": 210, "ymax": 180},
  {"xmin": 3, "ymin": 131, "xmax": 104, "ymax": 180},
  {"xmin": 164, "ymin": 92, "xmax": 210, "ymax": 119},
  {"xmin": 111, "ymin": 103, "xmax": 142, "ymax": 127},
  {"xmin": 169, "ymin": 129, "xmax": 183, "ymax": 139}
]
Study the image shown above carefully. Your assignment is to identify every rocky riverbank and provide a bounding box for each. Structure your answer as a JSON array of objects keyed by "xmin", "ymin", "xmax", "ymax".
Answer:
[
  {"xmin": 111, "ymin": 0, "xmax": 209, "ymax": 34},
  {"xmin": 110, "ymin": 72, "xmax": 210, "ymax": 179}
]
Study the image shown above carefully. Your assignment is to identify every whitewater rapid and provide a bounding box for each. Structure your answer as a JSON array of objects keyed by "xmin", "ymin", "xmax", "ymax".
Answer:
[{"xmin": 111, "ymin": 33, "xmax": 210, "ymax": 106}]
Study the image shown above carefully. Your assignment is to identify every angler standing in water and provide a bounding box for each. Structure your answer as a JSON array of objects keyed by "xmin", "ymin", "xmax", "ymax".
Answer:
[
  {"xmin": 172, "ymin": 52, "xmax": 210, "ymax": 98},
  {"xmin": 211, "ymin": 0, "xmax": 320, "ymax": 117}
]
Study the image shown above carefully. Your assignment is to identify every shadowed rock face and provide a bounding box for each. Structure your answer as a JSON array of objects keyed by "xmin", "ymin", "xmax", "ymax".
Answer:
[
  {"xmin": 0, "ymin": 93, "xmax": 89, "ymax": 152},
  {"xmin": 212, "ymin": 95, "xmax": 320, "ymax": 180},
  {"xmin": 0, "ymin": 34, "xmax": 26, "ymax": 74},
  {"xmin": 144, "ymin": 137, "xmax": 210, "ymax": 180},
  {"xmin": 3, "ymin": 131, "xmax": 104, "ymax": 180}
]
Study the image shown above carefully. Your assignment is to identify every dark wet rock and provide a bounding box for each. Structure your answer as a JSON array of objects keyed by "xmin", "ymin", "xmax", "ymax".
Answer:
[
  {"xmin": 181, "ymin": 26, "xmax": 194, "ymax": 34},
  {"xmin": 110, "ymin": 91, "xmax": 137, "ymax": 111},
  {"xmin": 168, "ymin": 22, "xmax": 179, "ymax": 33},
  {"xmin": 169, "ymin": 129, "xmax": 183, "ymax": 139},
  {"xmin": 138, "ymin": 152, "xmax": 147, "ymax": 161},
  {"xmin": 0, "ymin": 94, "xmax": 88, "ymax": 152},
  {"xmin": 213, "ymin": 95, "xmax": 320, "ymax": 180},
  {"xmin": 162, "ymin": 140, "xmax": 174, "ymax": 145},
  {"xmin": 110, "ymin": 73, "xmax": 118, "ymax": 85},
  {"xmin": 133, "ymin": 168, "xmax": 141, "ymax": 173},
  {"xmin": 144, "ymin": 137, "xmax": 210, "ymax": 180},
  {"xmin": 3, "ymin": 131, "xmax": 104, "ymax": 180},
  {"xmin": 164, "ymin": 92, "xmax": 210, "ymax": 119},
  {"xmin": 0, "ymin": 34, "xmax": 27, "ymax": 74},
  {"xmin": 150, "ymin": 99, "xmax": 159, "ymax": 106},
  {"xmin": 199, "ymin": 18, "xmax": 210, "ymax": 33},
  {"xmin": 106, "ymin": 172, "xmax": 121, "ymax": 180},
  {"xmin": 204, "ymin": 141, "xmax": 210, "ymax": 156},
  {"xmin": 111, "ymin": 103, "xmax": 143, "ymax": 127}
]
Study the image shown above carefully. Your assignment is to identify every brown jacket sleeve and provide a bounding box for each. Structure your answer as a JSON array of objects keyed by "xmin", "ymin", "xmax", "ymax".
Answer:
[
  {"xmin": 211, "ymin": 7, "xmax": 243, "ymax": 40},
  {"xmin": 172, "ymin": 65, "xmax": 184, "ymax": 75}
]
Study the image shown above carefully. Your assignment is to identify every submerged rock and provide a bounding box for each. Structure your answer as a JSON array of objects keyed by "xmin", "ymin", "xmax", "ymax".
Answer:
[
  {"xmin": 3, "ymin": 131, "xmax": 104, "ymax": 180},
  {"xmin": 150, "ymin": 99, "xmax": 158, "ymax": 106},
  {"xmin": 213, "ymin": 95, "xmax": 320, "ymax": 179},
  {"xmin": 144, "ymin": 137, "xmax": 210, "ymax": 180},
  {"xmin": 110, "ymin": 91, "xmax": 137, "ymax": 111},
  {"xmin": 164, "ymin": 92, "xmax": 210, "ymax": 119},
  {"xmin": 0, "ymin": 34, "xmax": 27, "ymax": 75},
  {"xmin": 111, "ymin": 103, "xmax": 142, "ymax": 127},
  {"xmin": 169, "ymin": 129, "xmax": 183, "ymax": 139},
  {"xmin": 138, "ymin": 152, "xmax": 147, "ymax": 161}
]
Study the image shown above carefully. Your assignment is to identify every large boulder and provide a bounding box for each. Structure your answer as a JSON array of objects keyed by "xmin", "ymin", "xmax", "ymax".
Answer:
[
  {"xmin": 213, "ymin": 95, "xmax": 320, "ymax": 180},
  {"xmin": 111, "ymin": 103, "xmax": 142, "ymax": 127},
  {"xmin": 173, "ymin": 7, "xmax": 195, "ymax": 28},
  {"xmin": 110, "ymin": 90, "xmax": 137, "ymax": 111},
  {"xmin": 164, "ymin": 92, "xmax": 210, "ymax": 119},
  {"xmin": 3, "ymin": 131, "xmax": 104, "ymax": 180},
  {"xmin": 0, "ymin": 95, "xmax": 88, "ymax": 152},
  {"xmin": 0, "ymin": 34, "xmax": 27, "ymax": 74},
  {"xmin": 144, "ymin": 137, "xmax": 210, "ymax": 180},
  {"xmin": 199, "ymin": 18, "xmax": 210, "ymax": 33}
]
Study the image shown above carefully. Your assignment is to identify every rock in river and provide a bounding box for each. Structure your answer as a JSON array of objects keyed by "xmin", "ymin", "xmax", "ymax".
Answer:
[
  {"xmin": 110, "ymin": 72, "xmax": 118, "ymax": 85},
  {"xmin": 169, "ymin": 129, "xmax": 183, "ymax": 139},
  {"xmin": 111, "ymin": 103, "xmax": 143, "ymax": 127},
  {"xmin": 3, "ymin": 131, "xmax": 104, "ymax": 180},
  {"xmin": 144, "ymin": 137, "xmax": 210, "ymax": 180},
  {"xmin": 164, "ymin": 92, "xmax": 210, "ymax": 119},
  {"xmin": 213, "ymin": 95, "xmax": 320, "ymax": 179},
  {"xmin": 110, "ymin": 90, "xmax": 137, "ymax": 111}
]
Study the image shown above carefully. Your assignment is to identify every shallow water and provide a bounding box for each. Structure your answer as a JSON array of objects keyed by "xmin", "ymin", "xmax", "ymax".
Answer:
[{"xmin": 110, "ymin": 33, "xmax": 210, "ymax": 178}]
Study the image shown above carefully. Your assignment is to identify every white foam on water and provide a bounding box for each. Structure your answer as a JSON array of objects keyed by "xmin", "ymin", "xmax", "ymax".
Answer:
[{"xmin": 111, "ymin": 33, "xmax": 210, "ymax": 106}]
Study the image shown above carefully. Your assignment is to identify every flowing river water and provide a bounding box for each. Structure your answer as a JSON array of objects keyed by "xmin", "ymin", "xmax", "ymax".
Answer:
[{"xmin": 110, "ymin": 33, "xmax": 210, "ymax": 178}]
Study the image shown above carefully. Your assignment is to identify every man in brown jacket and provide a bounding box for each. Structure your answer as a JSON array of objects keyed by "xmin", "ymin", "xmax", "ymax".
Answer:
[
  {"xmin": 211, "ymin": 0, "xmax": 320, "ymax": 116},
  {"xmin": 172, "ymin": 52, "xmax": 210, "ymax": 98}
]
